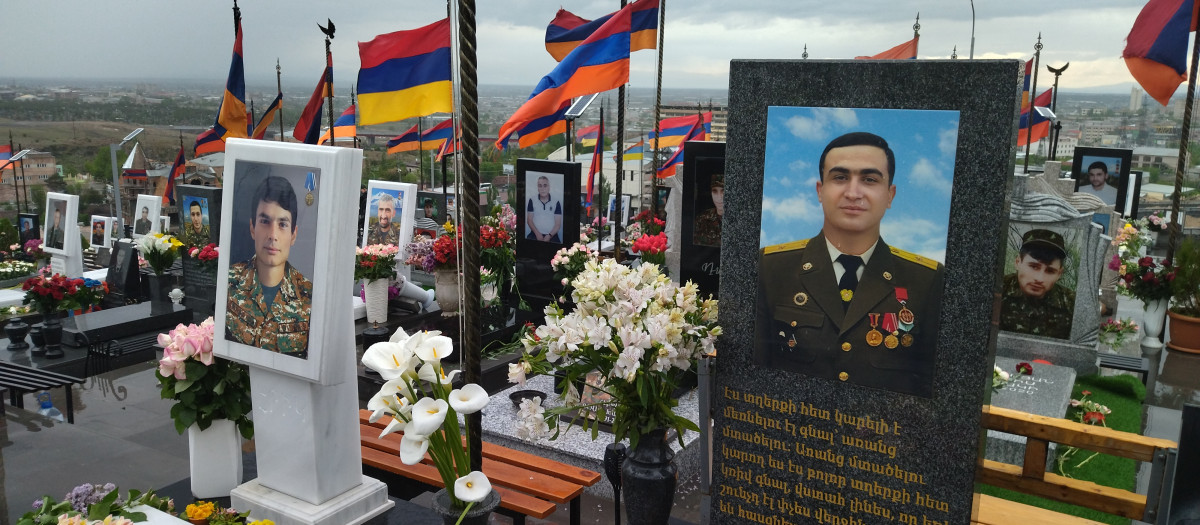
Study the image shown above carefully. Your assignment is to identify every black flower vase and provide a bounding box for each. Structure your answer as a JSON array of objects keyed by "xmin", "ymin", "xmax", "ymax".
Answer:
[
  {"xmin": 621, "ymin": 428, "xmax": 677, "ymax": 525},
  {"xmin": 4, "ymin": 318, "xmax": 31, "ymax": 351},
  {"xmin": 41, "ymin": 311, "xmax": 64, "ymax": 359},
  {"xmin": 430, "ymin": 489, "xmax": 500, "ymax": 525},
  {"xmin": 147, "ymin": 273, "xmax": 170, "ymax": 304}
]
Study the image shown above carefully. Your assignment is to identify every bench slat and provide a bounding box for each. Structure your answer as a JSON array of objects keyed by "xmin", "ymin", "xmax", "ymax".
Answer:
[
  {"xmin": 0, "ymin": 363, "xmax": 83, "ymax": 384},
  {"xmin": 981, "ymin": 406, "xmax": 1176, "ymax": 462},
  {"xmin": 361, "ymin": 446, "xmax": 557, "ymax": 519},
  {"xmin": 972, "ymin": 494, "xmax": 1105, "ymax": 525},
  {"xmin": 976, "ymin": 459, "xmax": 1146, "ymax": 520}
]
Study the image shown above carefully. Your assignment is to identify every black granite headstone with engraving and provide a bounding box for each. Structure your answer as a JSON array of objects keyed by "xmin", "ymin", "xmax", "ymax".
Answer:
[
  {"xmin": 679, "ymin": 141, "xmax": 725, "ymax": 299},
  {"xmin": 710, "ymin": 60, "xmax": 1019, "ymax": 525},
  {"xmin": 985, "ymin": 357, "xmax": 1076, "ymax": 469},
  {"xmin": 104, "ymin": 240, "xmax": 140, "ymax": 306}
]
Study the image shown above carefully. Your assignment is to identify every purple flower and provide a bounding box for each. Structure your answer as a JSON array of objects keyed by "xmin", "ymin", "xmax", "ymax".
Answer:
[{"xmin": 1108, "ymin": 254, "xmax": 1121, "ymax": 271}]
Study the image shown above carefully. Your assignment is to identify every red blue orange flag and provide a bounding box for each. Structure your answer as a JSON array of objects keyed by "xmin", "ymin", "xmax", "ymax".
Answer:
[
  {"xmin": 545, "ymin": 0, "xmax": 658, "ymax": 62},
  {"xmin": 577, "ymin": 123, "xmax": 601, "ymax": 147},
  {"xmin": 1021, "ymin": 59, "xmax": 1034, "ymax": 112},
  {"xmin": 1018, "ymin": 89, "xmax": 1053, "ymax": 147},
  {"xmin": 436, "ymin": 135, "xmax": 460, "ymax": 162},
  {"xmin": 497, "ymin": 5, "xmax": 631, "ymax": 149},
  {"xmin": 856, "ymin": 36, "xmax": 919, "ymax": 60},
  {"xmin": 500, "ymin": 101, "xmax": 570, "ymax": 150},
  {"xmin": 423, "ymin": 119, "xmax": 455, "ymax": 149},
  {"xmin": 194, "ymin": 128, "xmax": 223, "ymax": 155},
  {"xmin": 387, "ymin": 124, "xmax": 423, "ymax": 154},
  {"xmin": 657, "ymin": 119, "xmax": 706, "ymax": 177},
  {"xmin": 293, "ymin": 61, "xmax": 333, "ymax": 145},
  {"xmin": 1123, "ymin": 0, "xmax": 1199, "ymax": 106},
  {"xmin": 252, "ymin": 93, "xmax": 283, "ymax": 140},
  {"xmin": 647, "ymin": 112, "xmax": 712, "ymax": 149},
  {"xmin": 213, "ymin": 27, "xmax": 249, "ymax": 141},
  {"xmin": 319, "ymin": 104, "xmax": 357, "ymax": 145},
  {"xmin": 162, "ymin": 147, "xmax": 185, "ymax": 206},
  {"xmin": 358, "ymin": 18, "xmax": 453, "ymax": 126},
  {"xmin": 618, "ymin": 140, "xmax": 645, "ymax": 162},
  {"xmin": 0, "ymin": 144, "xmax": 10, "ymax": 162}
]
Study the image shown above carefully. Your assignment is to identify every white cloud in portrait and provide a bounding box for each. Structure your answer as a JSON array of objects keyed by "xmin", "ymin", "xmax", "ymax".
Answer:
[
  {"xmin": 908, "ymin": 157, "xmax": 952, "ymax": 195},
  {"xmin": 881, "ymin": 217, "xmax": 946, "ymax": 263},
  {"xmin": 783, "ymin": 108, "xmax": 859, "ymax": 142},
  {"xmin": 939, "ymin": 125, "xmax": 959, "ymax": 157}
]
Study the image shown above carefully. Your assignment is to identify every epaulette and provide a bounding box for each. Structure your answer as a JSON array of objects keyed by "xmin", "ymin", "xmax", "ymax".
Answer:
[
  {"xmin": 763, "ymin": 239, "xmax": 809, "ymax": 255},
  {"xmin": 890, "ymin": 246, "xmax": 939, "ymax": 270}
]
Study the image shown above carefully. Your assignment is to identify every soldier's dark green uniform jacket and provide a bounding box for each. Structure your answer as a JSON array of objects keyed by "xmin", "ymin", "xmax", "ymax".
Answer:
[
  {"xmin": 754, "ymin": 233, "xmax": 944, "ymax": 398},
  {"xmin": 998, "ymin": 274, "xmax": 1074, "ymax": 340},
  {"xmin": 366, "ymin": 224, "xmax": 400, "ymax": 247},
  {"xmin": 181, "ymin": 225, "xmax": 211, "ymax": 248},
  {"xmin": 225, "ymin": 256, "xmax": 313, "ymax": 355},
  {"xmin": 693, "ymin": 208, "xmax": 722, "ymax": 247}
]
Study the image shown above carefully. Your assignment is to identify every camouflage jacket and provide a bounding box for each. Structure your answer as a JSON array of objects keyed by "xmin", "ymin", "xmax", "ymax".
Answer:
[
  {"xmin": 366, "ymin": 224, "xmax": 400, "ymax": 247},
  {"xmin": 998, "ymin": 274, "xmax": 1074, "ymax": 340},
  {"xmin": 693, "ymin": 208, "xmax": 722, "ymax": 247},
  {"xmin": 225, "ymin": 257, "xmax": 313, "ymax": 355},
  {"xmin": 181, "ymin": 225, "xmax": 211, "ymax": 248}
]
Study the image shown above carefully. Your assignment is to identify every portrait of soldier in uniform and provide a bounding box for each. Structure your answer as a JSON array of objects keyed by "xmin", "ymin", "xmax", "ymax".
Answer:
[
  {"xmin": 693, "ymin": 172, "xmax": 724, "ymax": 247},
  {"xmin": 225, "ymin": 175, "xmax": 313, "ymax": 357},
  {"xmin": 19, "ymin": 216, "xmax": 38, "ymax": 244},
  {"xmin": 181, "ymin": 198, "xmax": 212, "ymax": 248},
  {"xmin": 366, "ymin": 191, "xmax": 401, "ymax": 246},
  {"xmin": 753, "ymin": 108, "xmax": 959, "ymax": 399},
  {"xmin": 46, "ymin": 202, "xmax": 66, "ymax": 251},
  {"xmin": 134, "ymin": 206, "xmax": 153, "ymax": 235},
  {"xmin": 91, "ymin": 219, "xmax": 106, "ymax": 247},
  {"xmin": 999, "ymin": 228, "xmax": 1076, "ymax": 340}
]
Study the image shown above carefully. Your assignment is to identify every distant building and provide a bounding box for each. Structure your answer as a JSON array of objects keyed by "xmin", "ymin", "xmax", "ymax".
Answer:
[
  {"xmin": 1133, "ymin": 146, "xmax": 1189, "ymax": 171},
  {"xmin": 1130, "ymin": 86, "xmax": 1145, "ymax": 112},
  {"xmin": 0, "ymin": 150, "xmax": 57, "ymax": 206}
]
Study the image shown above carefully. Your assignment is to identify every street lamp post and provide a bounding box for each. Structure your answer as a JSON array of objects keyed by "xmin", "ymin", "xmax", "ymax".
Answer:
[
  {"xmin": 1, "ymin": 149, "xmax": 31, "ymax": 213},
  {"xmin": 109, "ymin": 128, "xmax": 144, "ymax": 237}
]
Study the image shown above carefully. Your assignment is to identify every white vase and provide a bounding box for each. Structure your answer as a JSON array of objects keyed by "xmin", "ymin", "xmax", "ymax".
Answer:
[
  {"xmin": 364, "ymin": 279, "xmax": 389, "ymax": 326},
  {"xmin": 188, "ymin": 419, "xmax": 243, "ymax": 499},
  {"xmin": 435, "ymin": 269, "xmax": 460, "ymax": 315},
  {"xmin": 1142, "ymin": 297, "xmax": 1169, "ymax": 351},
  {"xmin": 482, "ymin": 282, "xmax": 498, "ymax": 304}
]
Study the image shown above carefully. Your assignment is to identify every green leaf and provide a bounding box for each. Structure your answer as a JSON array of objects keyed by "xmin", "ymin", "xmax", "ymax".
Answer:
[{"xmin": 173, "ymin": 379, "xmax": 195, "ymax": 395}]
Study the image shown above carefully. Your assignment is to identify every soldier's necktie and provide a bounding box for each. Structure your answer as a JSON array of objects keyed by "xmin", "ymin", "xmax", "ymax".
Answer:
[{"xmin": 837, "ymin": 254, "xmax": 863, "ymax": 310}]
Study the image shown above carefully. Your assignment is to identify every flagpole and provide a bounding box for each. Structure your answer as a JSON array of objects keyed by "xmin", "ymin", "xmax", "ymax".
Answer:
[
  {"xmin": 650, "ymin": 0, "xmax": 666, "ymax": 220},
  {"xmin": 351, "ymin": 86, "xmax": 359, "ymax": 149},
  {"xmin": 323, "ymin": 21, "xmax": 336, "ymax": 147},
  {"xmin": 1167, "ymin": 1, "xmax": 1200, "ymax": 260},
  {"xmin": 616, "ymin": 13, "xmax": 627, "ymax": 262},
  {"xmin": 9, "ymin": 131, "xmax": 20, "ymax": 214},
  {"xmin": 276, "ymin": 59, "xmax": 285, "ymax": 141},
  {"xmin": 597, "ymin": 100, "xmax": 606, "ymax": 228},
  {"xmin": 232, "ymin": 0, "xmax": 241, "ymax": 35},
  {"xmin": 456, "ymin": 0, "xmax": 485, "ymax": 473},
  {"xmin": 1022, "ymin": 34, "xmax": 1042, "ymax": 174},
  {"xmin": 1047, "ymin": 62, "xmax": 1069, "ymax": 160}
]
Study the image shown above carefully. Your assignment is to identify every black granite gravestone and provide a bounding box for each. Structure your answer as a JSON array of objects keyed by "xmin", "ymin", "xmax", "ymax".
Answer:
[
  {"xmin": 679, "ymin": 141, "xmax": 725, "ymax": 299},
  {"xmin": 985, "ymin": 357, "xmax": 1075, "ymax": 469},
  {"xmin": 513, "ymin": 159, "xmax": 581, "ymax": 313},
  {"xmin": 710, "ymin": 60, "xmax": 1020, "ymax": 525},
  {"xmin": 104, "ymin": 240, "xmax": 139, "ymax": 307}
]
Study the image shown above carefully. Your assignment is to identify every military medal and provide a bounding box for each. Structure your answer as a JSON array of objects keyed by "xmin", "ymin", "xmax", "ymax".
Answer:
[
  {"xmin": 896, "ymin": 287, "xmax": 915, "ymax": 325},
  {"xmin": 900, "ymin": 333, "xmax": 914, "ymax": 347},
  {"xmin": 882, "ymin": 313, "xmax": 899, "ymax": 349},
  {"xmin": 305, "ymin": 172, "xmax": 316, "ymax": 206},
  {"xmin": 866, "ymin": 313, "xmax": 883, "ymax": 347},
  {"xmin": 840, "ymin": 289, "xmax": 854, "ymax": 302}
]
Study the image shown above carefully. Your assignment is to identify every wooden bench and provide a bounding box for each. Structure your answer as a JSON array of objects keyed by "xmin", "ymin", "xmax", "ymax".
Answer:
[
  {"xmin": 0, "ymin": 362, "xmax": 84, "ymax": 423},
  {"xmin": 974, "ymin": 405, "xmax": 1178, "ymax": 524},
  {"xmin": 358, "ymin": 409, "xmax": 600, "ymax": 525},
  {"xmin": 1097, "ymin": 353, "xmax": 1152, "ymax": 386}
]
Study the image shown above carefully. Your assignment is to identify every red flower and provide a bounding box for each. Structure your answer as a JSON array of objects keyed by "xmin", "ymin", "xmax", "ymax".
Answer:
[
  {"xmin": 1016, "ymin": 362, "xmax": 1033, "ymax": 375},
  {"xmin": 1082, "ymin": 411, "xmax": 1105, "ymax": 425},
  {"xmin": 1081, "ymin": 390, "xmax": 1092, "ymax": 396}
]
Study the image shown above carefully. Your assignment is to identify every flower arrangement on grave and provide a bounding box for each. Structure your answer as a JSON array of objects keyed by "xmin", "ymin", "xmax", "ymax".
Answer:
[
  {"xmin": 512, "ymin": 256, "xmax": 721, "ymax": 447},
  {"xmin": 19, "ymin": 484, "xmax": 174, "ymax": 525},
  {"xmin": 136, "ymin": 233, "xmax": 184, "ymax": 276},
  {"xmin": 1098, "ymin": 318, "xmax": 1139, "ymax": 349},
  {"xmin": 188, "ymin": 243, "xmax": 220, "ymax": 271},
  {"xmin": 991, "ymin": 365, "xmax": 1011, "ymax": 393},
  {"xmin": 405, "ymin": 231, "xmax": 462, "ymax": 274},
  {"xmin": 355, "ymin": 244, "xmax": 401, "ymax": 281},
  {"xmin": 0, "ymin": 259, "xmax": 36, "ymax": 280},
  {"xmin": 22, "ymin": 274, "xmax": 97, "ymax": 314},
  {"xmin": 1056, "ymin": 390, "xmax": 1113, "ymax": 476},
  {"xmin": 632, "ymin": 209, "xmax": 665, "ymax": 236},
  {"xmin": 480, "ymin": 219, "xmax": 514, "ymax": 294},
  {"xmin": 362, "ymin": 328, "xmax": 495, "ymax": 520},
  {"xmin": 185, "ymin": 502, "xmax": 251, "ymax": 525},
  {"xmin": 631, "ymin": 231, "xmax": 668, "ymax": 268},
  {"xmin": 154, "ymin": 317, "xmax": 254, "ymax": 438},
  {"xmin": 24, "ymin": 238, "xmax": 44, "ymax": 260},
  {"xmin": 550, "ymin": 243, "xmax": 596, "ymax": 301},
  {"xmin": 2, "ymin": 242, "xmax": 19, "ymax": 260},
  {"xmin": 184, "ymin": 501, "xmax": 215, "ymax": 522},
  {"xmin": 1110, "ymin": 214, "xmax": 1175, "ymax": 302}
]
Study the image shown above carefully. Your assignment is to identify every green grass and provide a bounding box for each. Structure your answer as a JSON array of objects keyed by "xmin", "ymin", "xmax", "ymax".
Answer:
[{"xmin": 977, "ymin": 374, "xmax": 1146, "ymax": 525}]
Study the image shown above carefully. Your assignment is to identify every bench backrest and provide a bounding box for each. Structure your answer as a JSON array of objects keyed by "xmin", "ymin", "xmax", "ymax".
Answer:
[{"xmin": 977, "ymin": 405, "xmax": 1178, "ymax": 524}]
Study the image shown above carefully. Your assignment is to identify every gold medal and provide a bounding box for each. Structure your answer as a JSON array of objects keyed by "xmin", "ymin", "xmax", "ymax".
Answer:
[
  {"xmin": 306, "ymin": 192, "xmax": 315, "ymax": 206},
  {"xmin": 884, "ymin": 334, "xmax": 899, "ymax": 349},
  {"xmin": 900, "ymin": 333, "xmax": 914, "ymax": 347},
  {"xmin": 840, "ymin": 289, "xmax": 853, "ymax": 302},
  {"xmin": 866, "ymin": 313, "xmax": 883, "ymax": 347},
  {"xmin": 898, "ymin": 306, "xmax": 915, "ymax": 325}
]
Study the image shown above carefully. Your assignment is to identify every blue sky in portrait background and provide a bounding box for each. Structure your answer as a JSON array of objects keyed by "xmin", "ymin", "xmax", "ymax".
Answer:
[
  {"xmin": 182, "ymin": 196, "xmax": 210, "ymax": 226},
  {"xmin": 760, "ymin": 107, "xmax": 960, "ymax": 263},
  {"xmin": 367, "ymin": 188, "xmax": 405, "ymax": 221}
]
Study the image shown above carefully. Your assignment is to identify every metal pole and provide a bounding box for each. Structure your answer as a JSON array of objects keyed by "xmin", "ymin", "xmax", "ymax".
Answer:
[
  {"xmin": 110, "ymin": 144, "xmax": 123, "ymax": 236},
  {"xmin": 277, "ymin": 59, "xmax": 285, "ymax": 141},
  {"xmin": 9, "ymin": 133, "xmax": 20, "ymax": 214},
  {"xmin": 1047, "ymin": 63, "xmax": 1069, "ymax": 160},
  {"xmin": 969, "ymin": 0, "xmax": 975, "ymax": 59},
  {"xmin": 650, "ymin": 0, "xmax": 666, "ymax": 220},
  {"xmin": 614, "ymin": 0, "xmax": 627, "ymax": 263},
  {"xmin": 325, "ymin": 33, "xmax": 336, "ymax": 147},
  {"xmin": 1023, "ymin": 34, "xmax": 1043, "ymax": 174},
  {"xmin": 1167, "ymin": 1, "xmax": 1200, "ymax": 261},
  {"xmin": 457, "ymin": 0, "xmax": 484, "ymax": 473}
]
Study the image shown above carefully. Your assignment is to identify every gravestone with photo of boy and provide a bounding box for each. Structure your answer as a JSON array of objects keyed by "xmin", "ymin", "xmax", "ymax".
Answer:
[{"xmin": 176, "ymin": 185, "xmax": 223, "ymax": 317}]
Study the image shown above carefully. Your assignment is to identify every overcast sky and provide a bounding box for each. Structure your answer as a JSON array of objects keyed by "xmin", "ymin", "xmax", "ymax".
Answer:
[{"xmin": 1, "ymin": 1, "xmax": 1159, "ymax": 95}]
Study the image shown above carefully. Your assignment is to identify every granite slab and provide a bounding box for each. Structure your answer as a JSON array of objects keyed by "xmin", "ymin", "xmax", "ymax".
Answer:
[{"xmin": 985, "ymin": 356, "xmax": 1076, "ymax": 470}]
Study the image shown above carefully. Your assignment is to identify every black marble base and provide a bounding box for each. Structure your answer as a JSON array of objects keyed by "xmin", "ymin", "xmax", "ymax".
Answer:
[{"xmin": 62, "ymin": 302, "xmax": 192, "ymax": 347}]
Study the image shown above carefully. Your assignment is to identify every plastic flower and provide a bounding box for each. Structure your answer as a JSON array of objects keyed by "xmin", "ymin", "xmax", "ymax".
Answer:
[
  {"xmin": 449, "ymin": 384, "xmax": 488, "ymax": 414},
  {"xmin": 454, "ymin": 471, "xmax": 492, "ymax": 503}
]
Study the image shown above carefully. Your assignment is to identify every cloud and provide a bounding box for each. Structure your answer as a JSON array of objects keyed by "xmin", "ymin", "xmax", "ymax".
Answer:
[
  {"xmin": 908, "ymin": 158, "xmax": 952, "ymax": 195},
  {"xmin": 783, "ymin": 108, "xmax": 860, "ymax": 142},
  {"xmin": 788, "ymin": 159, "xmax": 812, "ymax": 175},
  {"xmin": 784, "ymin": 116, "xmax": 827, "ymax": 141},
  {"xmin": 773, "ymin": 177, "xmax": 794, "ymax": 188},
  {"xmin": 881, "ymin": 217, "xmax": 946, "ymax": 263},
  {"xmin": 938, "ymin": 126, "xmax": 959, "ymax": 157},
  {"xmin": 762, "ymin": 194, "xmax": 821, "ymax": 222}
]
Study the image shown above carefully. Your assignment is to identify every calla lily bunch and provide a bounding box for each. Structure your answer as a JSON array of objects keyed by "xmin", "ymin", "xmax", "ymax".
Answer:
[{"xmin": 362, "ymin": 328, "xmax": 493, "ymax": 513}]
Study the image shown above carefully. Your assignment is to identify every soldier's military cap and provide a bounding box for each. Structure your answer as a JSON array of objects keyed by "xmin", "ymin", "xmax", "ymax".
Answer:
[{"xmin": 1020, "ymin": 229, "xmax": 1066, "ymax": 260}]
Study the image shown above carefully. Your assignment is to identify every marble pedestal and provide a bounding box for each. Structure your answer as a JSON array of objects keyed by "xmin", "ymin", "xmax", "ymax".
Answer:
[
  {"xmin": 231, "ymin": 366, "xmax": 392, "ymax": 524},
  {"xmin": 51, "ymin": 253, "xmax": 84, "ymax": 279}
]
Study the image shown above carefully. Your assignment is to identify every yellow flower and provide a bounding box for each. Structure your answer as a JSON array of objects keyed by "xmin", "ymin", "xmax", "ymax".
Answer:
[
  {"xmin": 185, "ymin": 501, "xmax": 215, "ymax": 520},
  {"xmin": 443, "ymin": 220, "xmax": 455, "ymax": 233},
  {"xmin": 249, "ymin": 521, "xmax": 276, "ymax": 525}
]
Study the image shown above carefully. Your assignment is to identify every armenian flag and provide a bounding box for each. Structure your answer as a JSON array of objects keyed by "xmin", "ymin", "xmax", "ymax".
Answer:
[
  {"xmin": 422, "ymin": 119, "xmax": 455, "ymax": 149},
  {"xmin": 657, "ymin": 119, "xmax": 705, "ymax": 177},
  {"xmin": 319, "ymin": 104, "xmax": 357, "ymax": 145},
  {"xmin": 252, "ymin": 93, "xmax": 283, "ymax": 140},
  {"xmin": 856, "ymin": 36, "xmax": 919, "ymax": 60},
  {"xmin": 194, "ymin": 128, "xmax": 223, "ymax": 156},
  {"xmin": 436, "ymin": 136, "xmax": 459, "ymax": 162},
  {"xmin": 577, "ymin": 123, "xmax": 601, "ymax": 147},
  {"xmin": 496, "ymin": 4, "xmax": 631, "ymax": 149},
  {"xmin": 1020, "ymin": 59, "xmax": 1034, "ymax": 112},
  {"xmin": 358, "ymin": 18, "xmax": 453, "ymax": 126},
  {"xmin": 1123, "ymin": 0, "xmax": 1199, "ymax": 106},
  {"xmin": 647, "ymin": 112, "xmax": 711, "ymax": 149},
  {"xmin": 386, "ymin": 124, "xmax": 423, "ymax": 154},
  {"xmin": 501, "ymin": 101, "xmax": 570, "ymax": 150},
  {"xmin": 212, "ymin": 27, "xmax": 249, "ymax": 141},
  {"xmin": 293, "ymin": 60, "xmax": 333, "ymax": 145},
  {"xmin": 545, "ymin": 0, "xmax": 658, "ymax": 62},
  {"xmin": 162, "ymin": 147, "xmax": 185, "ymax": 206},
  {"xmin": 1018, "ymin": 88, "xmax": 1053, "ymax": 147},
  {"xmin": 619, "ymin": 140, "xmax": 645, "ymax": 162},
  {"xmin": 0, "ymin": 144, "xmax": 10, "ymax": 162}
]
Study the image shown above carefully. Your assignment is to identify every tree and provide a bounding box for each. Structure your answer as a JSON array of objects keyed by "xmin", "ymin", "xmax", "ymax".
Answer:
[
  {"xmin": 84, "ymin": 146, "xmax": 113, "ymax": 178},
  {"xmin": 45, "ymin": 174, "xmax": 67, "ymax": 193}
]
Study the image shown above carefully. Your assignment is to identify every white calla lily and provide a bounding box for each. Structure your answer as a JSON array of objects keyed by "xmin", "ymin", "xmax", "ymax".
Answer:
[
  {"xmin": 409, "ymin": 397, "xmax": 449, "ymax": 436},
  {"xmin": 366, "ymin": 378, "xmax": 412, "ymax": 413},
  {"xmin": 448, "ymin": 383, "xmax": 489, "ymax": 414},
  {"xmin": 412, "ymin": 332, "xmax": 454, "ymax": 362},
  {"xmin": 398, "ymin": 433, "xmax": 430, "ymax": 465},
  {"xmin": 418, "ymin": 362, "xmax": 460, "ymax": 385},
  {"xmin": 453, "ymin": 471, "xmax": 492, "ymax": 503},
  {"xmin": 362, "ymin": 341, "xmax": 418, "ymax": 381},
  {"xmin": 378, "ymin": 416, "xmax": 407, "ymax": 438}
]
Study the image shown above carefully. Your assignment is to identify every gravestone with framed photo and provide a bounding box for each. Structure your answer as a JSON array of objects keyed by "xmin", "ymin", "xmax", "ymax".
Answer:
[
  {"xmin": 1071, "ymin": 147, "xmax": 1133, "ymax": 215},
  {"xmin": 514, "ymin": 158, "xmax": 581, "ymax": 313},
  {"xmin": 415, "ymin": 191, "xmax": 451, "ymax": 238},
  {"xmin": 43, "ymin": 192, "xmax": 83, "ymax": 278},
  {"xmin": 17, "ymin": 212, "xmax": 39, "ymax": 245},
  {"xmin": 679, "ymin": 141, "xmax": 726, "ymax": 299},
  {"xmin": 710, "ymin": 59, "xmax": 1021, "ymax": 525},
  {"xmin": 131, "ymin": 194, "xmax": 161, "ymax": 239},
  {"xmin": 104, "ymin": 240, "xmax": 140, "ymax": 307},
  {"xmin": 176, "ymin": 185, "xmax": 222, "ymax": 317},
  {"xmin": 215, "ymin": 139, "xmax": 391, "ymax": 524},
  {"xmin": 363, "ymin": 180, "xmax": 418, "ymax": 282},
  {"xmin": 90, "ymin": 215, "xmax": 112, "ymax": 250}
]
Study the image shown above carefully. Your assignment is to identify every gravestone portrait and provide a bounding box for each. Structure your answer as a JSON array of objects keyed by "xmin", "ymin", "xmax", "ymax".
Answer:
[
  {"xmin": 132, "ymin": 194, "xmax": 162, "ymax": 238},
  {"xmin": 711, "ymin": 59, "xmax": 1020, "ymax": 525},
  {"xmin": 679, "ymin": 141, "xmax": 726, "ymax": 299},
  {"xmin": 105, "ymin": 240, "xmax": 140, "ymax": 303},
  {"xmin": 176, "ymin": 185, "xmax": 223, "ymax": 248},
  {"xmin": 1070, "ymin": 147, "xmax": 1132, "ymax": 213},
  {"xmin": 18, "ymin": 212, "xmax": 39, "ymax": 245},
  {"xmin": 514, "ymin": 158, "xmax": 581, "ymax": 311}
]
